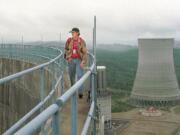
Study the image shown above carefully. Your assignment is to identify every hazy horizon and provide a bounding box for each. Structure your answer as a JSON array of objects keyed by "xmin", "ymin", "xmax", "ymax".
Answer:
[{"xmin": 1, "ymin": 0, "xmax": 180, "ymax": 45}]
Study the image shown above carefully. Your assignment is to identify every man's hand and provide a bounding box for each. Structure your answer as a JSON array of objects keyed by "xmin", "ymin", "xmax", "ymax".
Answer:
[
  {"xmin": 80, "ymin": 62, "xmax": 85, "ymax": 69},
  {"xmin": 68, "ymin": 58, "xmax": 72, "ymax": 62}
]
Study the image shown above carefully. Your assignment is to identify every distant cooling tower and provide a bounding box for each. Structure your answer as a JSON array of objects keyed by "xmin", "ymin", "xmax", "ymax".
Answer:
[{"xmin": 130, "ymin": 38, "xmax": 180, "ymax": 107}]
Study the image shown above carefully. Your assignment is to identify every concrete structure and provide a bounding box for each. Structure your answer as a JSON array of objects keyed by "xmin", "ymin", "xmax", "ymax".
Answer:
[
  {"xmin": 0, "ymin": 58, "xmax": 53, "ymax": 134},
  {"xmin": 130, "ymin": 38, "xmax": 180, "ymax": 107},
  {"xmin": 0, "ymin": 44, "xmax": 63, "ymax": 135},
  {"xmin": 97, "ymin": 66, "xmax": 106, "ymax": 91},
  {"xmin": 96, "ymin": 66, "xmax": 112, "ymax": 132},
  {"xmin": 97, "ymin": 91, "xmax": 111, "ymax": 129}
]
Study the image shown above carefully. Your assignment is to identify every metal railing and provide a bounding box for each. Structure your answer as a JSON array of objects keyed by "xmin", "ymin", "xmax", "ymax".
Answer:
[
  {"xmin": 12, "ymin": 52, "xmax": 96, "ymax": 135},
  {"xmin": 3, "ymin": 16, "xmax": 97, "ymax": 135},
  {"xmin": 1, "ymin": 44, "xmax": 65, "ymax": 135}
]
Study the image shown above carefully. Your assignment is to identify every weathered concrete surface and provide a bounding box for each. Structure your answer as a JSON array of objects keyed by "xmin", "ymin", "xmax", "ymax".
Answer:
[
  {"xmin": 131, "ymin": 38, "xmax": 180, "ymax": 106},
  {"xmin": 0, "ymin": 58, "xmax": 54, "ymax": 134},
  {"xmin": 112, "ymin": 108, "xmax": 180, "ymax": 135},
  {"xmin": 60, "ymin": 68, "xmax": 90, "ymax": 135},
  {"xmin": 0, "ymin": 58, "xmax": 91, "ymax": 134}
]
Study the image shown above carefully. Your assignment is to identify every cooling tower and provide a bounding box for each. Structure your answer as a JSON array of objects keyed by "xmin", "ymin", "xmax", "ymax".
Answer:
[{"xmin": 130, "ymin": 38, "xmax": 180, "ymax": 107}]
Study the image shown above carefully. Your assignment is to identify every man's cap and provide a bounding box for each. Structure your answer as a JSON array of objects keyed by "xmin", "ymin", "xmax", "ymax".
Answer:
[{"xmin": 69, "ymin": 27, "xmax": 80, "ymax": 33}]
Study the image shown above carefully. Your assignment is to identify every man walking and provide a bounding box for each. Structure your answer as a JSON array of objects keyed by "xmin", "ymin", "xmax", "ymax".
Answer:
[{"xmin": 64, "ymin": 27, "xmax": 87, "ymax": 99}]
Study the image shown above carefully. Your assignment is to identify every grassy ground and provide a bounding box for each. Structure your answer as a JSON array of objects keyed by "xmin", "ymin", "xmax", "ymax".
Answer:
[
  {"xmin": 96, "ymin": 47, "xmax": 138, "ymax": 91},
  {"xmin": 173, "ymin": 106, "xmax": 180, "ymax": 114}
]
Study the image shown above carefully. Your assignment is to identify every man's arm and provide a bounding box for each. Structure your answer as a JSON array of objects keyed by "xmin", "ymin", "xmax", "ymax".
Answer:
[
  {"xmin": 64, "ymin": 38, "xmax": 71, "ymax": 60},
  {"xmin": 81, "ymin": 40, "xmax": 88, "ymax": 65}
]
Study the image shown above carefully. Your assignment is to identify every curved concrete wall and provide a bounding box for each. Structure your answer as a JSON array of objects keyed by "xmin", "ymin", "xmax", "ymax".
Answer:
[
  {"xmin": 0, "ymin": 58, "xmax": 54, "ymax": 134},
  {"xmin": 131, "ymin": 38, "xmax": 180, "ymax": 106}
]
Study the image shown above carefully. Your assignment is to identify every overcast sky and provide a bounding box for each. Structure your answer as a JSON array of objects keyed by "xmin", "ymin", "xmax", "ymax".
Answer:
[{"xmin": 1, "ymin": 0, "xmax": 180, "ymax": 45}]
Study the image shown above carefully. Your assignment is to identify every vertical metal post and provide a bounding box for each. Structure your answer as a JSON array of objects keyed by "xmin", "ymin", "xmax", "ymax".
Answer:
[
  {"xmin": 1, "ymin": 37, "xmax": 3, "ymax": 47},
  {"xmin": 60, "ymin": 57, "xmax": 64, "ymax": 95},
  {"xmin": 40, "ymin": 67, "xmax": 46, "ymax": 135},
  {"xmin": 93, "ymin": 16, "xmax": 96, "ymax": 59},
  {"xmin": 40, "ymin": 68, "xmax": 45, "ymax": 101},
  {"xmin": 52, "ymin": 111, "xmax": 60, "ymax": 135},
  {"xmin": 52, "ymin": 61, "xmax": 60, "ymax": 135},
  {"xmin": 59, "ymin": 32, "xmax": 62, "ymax": 43},
  {"xmin": 91, "ymin": 70, "xmax": 96, "ymax": 135},
  {"xmin": 61, "ymin": 72, "xmax": 64, "ymax": 95},
  {"xmin": 71, "ymin": 93, "xmax": 77, "ymax": 135},
  {"xmin": 52, "ymin": 63, "xmax": 56, "ymax": 102},
  {"xmin": 91, "ymin": 15, "xmax": 97, "ymax": 135},
  {"xmin": 21, "ymin": 35, "xmax": 24, "ymax": 46}
]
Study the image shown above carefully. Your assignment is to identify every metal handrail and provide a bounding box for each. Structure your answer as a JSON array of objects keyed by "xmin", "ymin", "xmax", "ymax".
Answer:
[
  {"xmin": 57, "ymin": 53, "xmax": 95, "ymax": 104},
  {"xmin": 3, "ymin": 75, "xmax": 63, "ymax": 135},
  {"xmin": 1, "ymin": 45, "xmax": 64, "ymax": 135},
  {"xmin": 0, "ymin": 47, "xmax": 63, "ymax": 85},
  {"xmin": 81, "ymin": 101, "xmax": 95, "ymax": 135},
  {"xmin": 3, "ymin": 16, "xmax": 97, "ymax": 135},
  {"xmin": 13, "ymin": 52, "xmax": 96, "ymax": 135}
]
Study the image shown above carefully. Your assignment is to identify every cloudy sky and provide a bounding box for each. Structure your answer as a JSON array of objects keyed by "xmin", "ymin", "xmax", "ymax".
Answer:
[{"xmin": 1, "ymin": 0, "xmax": 180, "ymax": 45}]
